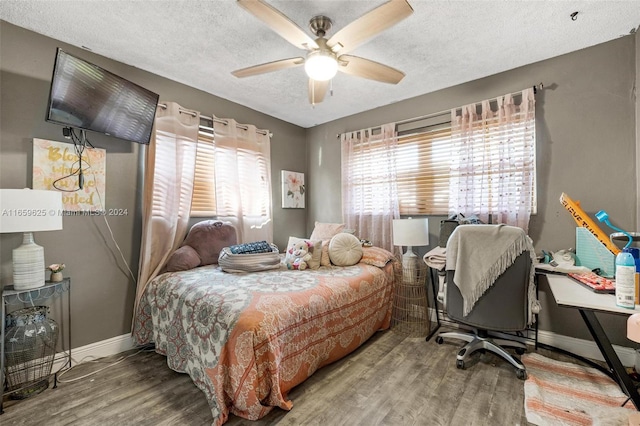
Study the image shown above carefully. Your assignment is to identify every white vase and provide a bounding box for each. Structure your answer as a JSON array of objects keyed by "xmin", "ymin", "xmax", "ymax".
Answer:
[{"xmin": 50, "ymin": 271, "xmax": 63, "ymax": 282}]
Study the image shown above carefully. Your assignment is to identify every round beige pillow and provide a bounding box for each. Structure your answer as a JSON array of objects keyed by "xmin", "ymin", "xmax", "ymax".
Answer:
[{"xmin": 328, "ymin": 233, "xmax": 363, "ymax": 266}]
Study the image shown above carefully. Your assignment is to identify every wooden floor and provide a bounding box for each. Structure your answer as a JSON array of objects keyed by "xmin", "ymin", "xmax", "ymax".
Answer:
[{"xmin": 2, "ymin": 327, "xmax": 558, "ymax": 425}]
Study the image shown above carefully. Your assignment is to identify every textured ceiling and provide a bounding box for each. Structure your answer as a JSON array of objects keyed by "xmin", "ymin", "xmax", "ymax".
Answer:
[{"xmin": 1, "ymin": 1, "xmax": 639, "ymax": 128}]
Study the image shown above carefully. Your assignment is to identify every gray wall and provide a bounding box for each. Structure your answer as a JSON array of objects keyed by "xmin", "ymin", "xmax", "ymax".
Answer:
[
  {"xmin": 0, "ymin": 22, "xmax": 307, "ymax": 348},
  {"xmin": 306, "ymin": 36, "xmax": 637, "ymax": 346},
  {"xmin": 637, "ymin": 28, "xmax": 640, "ymax": 231}
]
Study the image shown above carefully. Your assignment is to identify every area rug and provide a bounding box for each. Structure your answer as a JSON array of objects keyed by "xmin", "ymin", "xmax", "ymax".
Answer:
[{"xmin": 522, "ymin": 353, "xmax": 635, "ymax": 425}]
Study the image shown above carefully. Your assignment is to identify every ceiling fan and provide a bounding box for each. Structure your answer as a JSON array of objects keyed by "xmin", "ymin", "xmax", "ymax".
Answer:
[{"xmin": 232, "ymin": 0, "xmax": 414, "ymax": 105}]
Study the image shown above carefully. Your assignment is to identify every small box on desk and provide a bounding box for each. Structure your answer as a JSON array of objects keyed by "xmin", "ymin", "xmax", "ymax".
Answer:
[{"xmin": 575, "ymin": 227, "xmax": 615, "ymax": 278}]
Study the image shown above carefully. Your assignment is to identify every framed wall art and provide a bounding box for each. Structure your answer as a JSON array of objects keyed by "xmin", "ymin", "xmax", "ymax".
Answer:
[
  {"xmin": 32, "ymin": 138, "xmax": 106, "ymax": 212},
  {"xmin": 281, "ymin": 170, "xmax": 305, "ymax": 209}
]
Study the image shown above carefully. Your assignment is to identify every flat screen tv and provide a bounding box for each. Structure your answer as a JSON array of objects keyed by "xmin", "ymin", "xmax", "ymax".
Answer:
[{"xmin": 46, "ymin": 48, "xmax": 159, "ymax": 145}]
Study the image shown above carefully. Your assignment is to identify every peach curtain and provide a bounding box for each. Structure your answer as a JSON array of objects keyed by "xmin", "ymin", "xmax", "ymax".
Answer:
[
  {"xmin": 341, "ymin": 123, "xmax": 400, "ymax": 254},
  {"xmin": 212, "ymin": 118, "xmax": 273, "ymax": 244},
  {"xmin": 134, "ymin": 102, "xmax": 200, "ymax": 312},
  {"xmin": 448, "ymin": 88, "xmax": 536, "ymax": 231}
]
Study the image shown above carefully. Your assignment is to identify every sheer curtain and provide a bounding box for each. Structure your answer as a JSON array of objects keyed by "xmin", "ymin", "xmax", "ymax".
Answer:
[
  {"xmin": 135, "ymin": 102, "xmax": 200, "ymax": 311},
  {"xmin": 448, "ymin": 88, "xmax": 536, "ymax": 231},
  {"xmin": 341, "ymin": 123, "xmax": 400, "ymax": 253},
  {"xmin": 213, "ymin": 118, "xmax": 273, "ymax": 243}
]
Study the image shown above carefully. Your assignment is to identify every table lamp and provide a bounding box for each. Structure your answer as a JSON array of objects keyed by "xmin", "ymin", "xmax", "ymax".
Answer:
[
  {"xmin": 0, "ymin": 189, "xmax": 63, "ymax": 290},
  {"xmin": 393, "ymin": 218, "xmax": 429, "ymax": 283}
]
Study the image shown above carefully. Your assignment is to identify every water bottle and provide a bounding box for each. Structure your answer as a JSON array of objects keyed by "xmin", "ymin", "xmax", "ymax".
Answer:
[
  {"xmin": 629, "ymin": 247, "xmax": 640, "ymax": 305},
  {"xmin": 616, "ymin": 248, "xmax": 636, "ymax": 308}
]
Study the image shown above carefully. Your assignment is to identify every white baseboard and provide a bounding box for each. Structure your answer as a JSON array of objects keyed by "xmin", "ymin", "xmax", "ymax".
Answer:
[
  {"xmin": 53, "ymin": 333, "xmax": 137, "ymax": 371},
  {"xmin": 537, "ymin": 329, "xmax": 637, "ymax": 368}
]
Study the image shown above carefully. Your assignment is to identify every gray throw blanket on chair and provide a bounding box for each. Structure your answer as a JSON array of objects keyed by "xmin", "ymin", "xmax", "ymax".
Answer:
[{"xmin": 446, "ymin": 224, "xmax": 537, "ymax": 325}]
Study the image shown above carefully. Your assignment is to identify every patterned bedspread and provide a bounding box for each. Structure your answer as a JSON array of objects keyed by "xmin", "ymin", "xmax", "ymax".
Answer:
[{"xmin": 133, "ymin": 260, "xmax": 396, "ymax": 425}]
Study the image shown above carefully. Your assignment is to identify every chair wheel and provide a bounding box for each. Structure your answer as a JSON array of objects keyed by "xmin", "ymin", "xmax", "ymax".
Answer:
[
  {"xmin": 515, "ymin": 347, "xmax": 526, "ymax": 355},
  {"xmin": 435, "ymin": 336, "xmax": 444, "ymax": 344},
  {"xmin": 456, "ymin": 359, "xmax": 465, "ymax": 370},
  {"xmin": 516, "ymin": 369, "xmax": 527, "ymax": 380}
]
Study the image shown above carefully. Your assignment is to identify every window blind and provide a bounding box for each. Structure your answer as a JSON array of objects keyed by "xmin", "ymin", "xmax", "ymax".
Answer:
[
  {"xmin": 190, "ymin": 124, "xmax": 271, "ymax": 218},
  {"xmin": 396, "ymin": 126, "xmax": 452, "ymax": 215},
  {"xmin": 344, "ymin": 138, "xmax": 396, "ymax": 215},
  {"xmin": 191, "ymin": 127, "xmax": 217, "ymax": 217}
]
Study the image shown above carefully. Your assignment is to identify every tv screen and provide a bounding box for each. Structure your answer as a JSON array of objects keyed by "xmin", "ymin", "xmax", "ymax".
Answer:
[{"xmin": 46, "ymin": 48, "xmax": 159, "ymax": 145}]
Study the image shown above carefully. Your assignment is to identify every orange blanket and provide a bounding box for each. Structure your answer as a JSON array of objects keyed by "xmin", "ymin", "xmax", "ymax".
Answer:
[{"xmin": 134, "ymin": 259, "xmax": 396, "ymax": 424}]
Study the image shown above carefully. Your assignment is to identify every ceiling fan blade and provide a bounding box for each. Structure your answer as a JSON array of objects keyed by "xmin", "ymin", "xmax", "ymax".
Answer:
[
  {"xmin": 232, "ymin": 57, "xmax": 304, "ymax": 78},
  {"xmin": 237, "ymin": 0, "xmax": 318, "ymax": 50},
  {"xmin": 338, "ymin": 55, "xmax": 405, "ymax": 84},
  {"xmin": 308, "ymin": 79, "xmax": 329, "ymax": 105},
  {"xmin": 327, "ymin": 0, "xmax": 413, "ymax": 55}
]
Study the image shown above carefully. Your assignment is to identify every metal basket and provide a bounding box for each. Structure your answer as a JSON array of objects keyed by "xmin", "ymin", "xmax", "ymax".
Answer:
[
  {"xmin": 4, "ymin": 306, "xmax": 59, "ymax": 399},
  {"xmin": 391, "ymin": 261, "xmax": 431, "ymax": 337}
]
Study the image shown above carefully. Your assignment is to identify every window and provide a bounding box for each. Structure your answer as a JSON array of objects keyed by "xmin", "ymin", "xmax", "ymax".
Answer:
[
  {"xmin": 343, "ymin": 131, "xmax": 398, "ymax": 216},
  {"xmin": 396, "ymin": 122, "xmax": 452, "ymax": 215},
  {"xmin": 448, "ymin": 92, "xmax": 537, "ymax": 227},
  {"xmin": 344, "ymin": 91, "xmax": 537, "ymax": 221},
  {"xmin": 190, "ymin": 123, "xmax": 271, "ymax": 219}
]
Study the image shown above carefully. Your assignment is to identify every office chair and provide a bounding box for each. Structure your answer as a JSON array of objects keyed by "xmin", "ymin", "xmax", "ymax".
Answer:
[{"xmin": 435, "ymin": 224, "xmax": 536, "ymax": 380}]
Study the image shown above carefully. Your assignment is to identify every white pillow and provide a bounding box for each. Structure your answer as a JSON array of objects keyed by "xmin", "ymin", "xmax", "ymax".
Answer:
[
  {"xmin": 328, "ymin": 233, "xmax": 363, "ymax": 266},
  {"xmin": 310, "ymin": 222, "xmax": 346, "ymax": 267}
]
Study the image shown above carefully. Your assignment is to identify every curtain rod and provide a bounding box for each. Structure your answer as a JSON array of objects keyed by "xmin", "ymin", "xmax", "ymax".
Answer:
[
  {"xmin": 336, "ymin": 83, "xmax": 544, "ymax": 138},
  {"xmin": 157, "ymin": 103, "xmax": 273, "ymax": 137}
]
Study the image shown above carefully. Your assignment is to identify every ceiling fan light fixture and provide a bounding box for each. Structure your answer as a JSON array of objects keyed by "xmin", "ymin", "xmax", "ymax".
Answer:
[{"xmin": 305, "ymin": 50, "xmax": 338, "ymax": 81}]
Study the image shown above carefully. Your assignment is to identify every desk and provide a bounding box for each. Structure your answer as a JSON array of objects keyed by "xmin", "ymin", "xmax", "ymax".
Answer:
[{"xmin": 544, "ymin": 273, "xmax": 640, "ymax": 409}]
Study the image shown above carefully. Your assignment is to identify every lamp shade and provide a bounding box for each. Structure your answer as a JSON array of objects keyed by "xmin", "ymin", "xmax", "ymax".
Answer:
[
  {"xmin": 0, "ymin": 189, "xmax": 63, "ymax": 290},
  {"xmin": 0, "ymin": 189, "xmax": 63, "ymax": 233},
  {"xmin": 393, "ymin": 218, "xmax": 429, "ymax": 247}
]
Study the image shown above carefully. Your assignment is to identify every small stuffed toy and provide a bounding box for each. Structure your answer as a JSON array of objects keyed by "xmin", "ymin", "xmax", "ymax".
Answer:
[{"xmin": 286, "ymin": 240, "xmax": 312, "ymax": 270}]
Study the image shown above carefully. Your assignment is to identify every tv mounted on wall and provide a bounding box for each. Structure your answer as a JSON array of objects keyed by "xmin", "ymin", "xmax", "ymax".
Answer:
[{"xmin": 46, "ymin": 48, "xmax": 159, "ymax": 145}]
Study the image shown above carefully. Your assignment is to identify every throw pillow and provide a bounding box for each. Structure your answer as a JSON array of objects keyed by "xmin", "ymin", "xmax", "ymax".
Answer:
[
  {"xmin": 182, "ymin": 220, "xmax": 237, "ymax": 265},
  {"xmin": 310, "ymin": 221, "xmax": 346, "ymax": 266},
  {"xmin": 284, "ymin": 236, "xmax": 323, "ymax": 270},
  {"xmin": 164, "ymin": 220, "xmax": 238, "ymax": 272},
  {"xmin": 328, "ymin": 233, "xmax": 363, "ymax": 266},
  {"xmin": 310, "ymin": 221, "xmax": 346, "ymax": 240},
  {"xmin": 360, "ymin": 246, "xmax": 397, "ymax": 267},
  {"xmin": 165, "ymin": 245, "xmax": 201, "ymax": 272}
]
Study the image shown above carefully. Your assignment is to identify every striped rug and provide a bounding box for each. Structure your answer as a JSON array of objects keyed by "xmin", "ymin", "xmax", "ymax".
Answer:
[{"xmin": 522, "ymin": 353, "xmax": 635, "ymax": 425}]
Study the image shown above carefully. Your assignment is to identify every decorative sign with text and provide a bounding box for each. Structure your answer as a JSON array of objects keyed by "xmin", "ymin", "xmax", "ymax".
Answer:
[{"xmin": 33, "ymin": 138, "xmax": 106, "ymax": 211}]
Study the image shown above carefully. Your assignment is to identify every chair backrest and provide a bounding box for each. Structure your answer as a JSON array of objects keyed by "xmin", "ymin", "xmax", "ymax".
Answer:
[
  {"xmin": 444, "ymin": 224, "xmax": 533, "ymax": 331},
  {"xmin": 446, "ymin": 252, "xmax": 531, "ymax": 331}
]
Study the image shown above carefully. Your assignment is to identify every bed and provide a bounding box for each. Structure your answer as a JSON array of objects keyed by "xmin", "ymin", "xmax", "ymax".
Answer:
[{"xmin": 133, "ymin": 247, "xmax": 397, "ymax": 425}]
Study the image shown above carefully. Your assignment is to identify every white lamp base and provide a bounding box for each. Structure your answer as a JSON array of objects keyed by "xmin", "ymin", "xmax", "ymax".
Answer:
[
  {"xmin": 401, "ymin": 246, "xmax": 422, "ymax": 285},
  {"xmin": 12, "ymin": 232, "xmax": 46, "ymax": 290}
]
